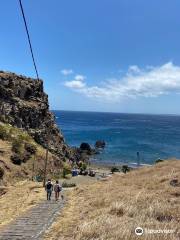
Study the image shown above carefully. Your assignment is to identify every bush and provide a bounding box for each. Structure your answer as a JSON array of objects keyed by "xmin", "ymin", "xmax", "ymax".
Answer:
[
  {"xmin": 63, "ymin": 163, "xmax": 72, "ymax": 178},
  {"xmin": 155, "ymin": 158, "xmax": 164, "ymax": 164},
  {"xmin": 82, "ymin": 162, "xmax": 87, "ymax": 171},
  {"xmin": 111, "ymin": 167, "xmax": 119, "ymax": 174},
  {"xmin": 22, "ymin": 151, "xmax": 31, "ymax": 163},
  {"xmin": 62, "ymin": 182, "xmax": 76, "ymax": 188},
  {"xmin": 11, "ymin": 154, "xmax": 22, "ymax": 165},
  {"xmin": 12, "ymin": 139, "xmax": 22, "ymax": 154},
  {"xmin": 0, "ymin": 114, "xmax": 8, "ymax": 123},
  {"xmin": 0, "ymin": 125, "xmax": 8, "ymax": 140},
  {"xmin": 24, "ymin": 143, "xmax": 37, "ymax": 154},
  {"xmin": 18, "ymin": 133, "xmax": 32, "ymax": 142},
  {"xmin": 121, "ymin": 165, "xmax": 130, "ymax": 174},
  {"xmin": 0, "ymin": 167, "xmax": 4, "ymax": 179}
]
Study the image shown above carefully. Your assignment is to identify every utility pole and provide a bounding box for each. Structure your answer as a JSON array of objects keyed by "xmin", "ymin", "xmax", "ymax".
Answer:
[
  {"xmin": 43, "ymin": 123, "xmax": 51, "ymax": 187},
  {"xmin": 32, "ymin": 154, "xmax": 36, "ymax": 181},
  {"xmin": 43, "ymin": 146, "xmax": 49, "ymax": 187}
]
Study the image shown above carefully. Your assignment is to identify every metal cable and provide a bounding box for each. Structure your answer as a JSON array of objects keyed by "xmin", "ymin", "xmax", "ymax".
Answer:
[{"xmin": 18, "ymin": 0, "xmax": 40, "ymax": 80}]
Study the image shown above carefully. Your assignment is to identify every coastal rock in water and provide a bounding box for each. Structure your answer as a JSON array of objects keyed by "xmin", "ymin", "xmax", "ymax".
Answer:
[
  {"xmin": 0, "ymin": 71, "xmax": 70, "ymax": 159},
  {"xmin": 79, "ymin": 142, "xmax": 98, "ymax": 158},
  {"xmin": 80, "ymin": 142, "xmax": 92, "ymax": 152},
  {"xmin": 95, "ymin": 140, "xmax": 106, "ymax": 149}
]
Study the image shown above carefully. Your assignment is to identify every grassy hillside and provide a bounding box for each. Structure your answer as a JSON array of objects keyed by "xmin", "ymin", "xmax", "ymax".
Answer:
[
  {"xmin": 0, "ymin": 121, "xmax": 63, "ymax": 185},
  {"xmin": 44, "ymin": 160, "xmax": 180, "ymax": 240}
]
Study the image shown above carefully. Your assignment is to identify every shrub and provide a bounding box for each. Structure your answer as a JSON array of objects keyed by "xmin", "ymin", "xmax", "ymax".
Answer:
[
  {"xmin": 155, "ymin": 158, "xmax": 164, "ymax": 164},
  {"xmin": 24, "ymin": 143, "xmax": 37, "ymax": 154},
  {"xmin": 111, "ymin": 167, "xmax": 119, "ymax": 173},
  {"xmin": 22, "ymin": 151, "xmax": 32, "ymax": 163},
  {"xmin": 63, "ymin": 163, "xmax": 72, "ymax": 178},
  {"xmin": 121, "ymin": 165, "xmax": 130, "ymax": 174},
  {"xmin": 62, "ymin": 182, "xmax": 76, "ymax": 188},
  {"xmin": 18, "ymin": 133, "xmax": 32, "ymax": 142},
  {"xmin": 0, "ymin": 114, "xmax": 7, "ymax": 123},
  {"xmin": 12, "ymin": 139, "xmax": 22, "ymax": 154},
  {"xmin": 11, "ymin": 154, "xmax": 22, "ymax": 165},
  {"xmin": 0, "ymin": 125, "xmax": 8, "ymax": 140},
  {"xmin": 82, "ymin": 162, "xmax": 87, "ymax": 171},
  {"xmin": 78, "ymin": 161, "xmax": 83, "ymax": 168},
  {"xmin": 0, "ymin": 167, "xmax": 4, "ymax": 179}
]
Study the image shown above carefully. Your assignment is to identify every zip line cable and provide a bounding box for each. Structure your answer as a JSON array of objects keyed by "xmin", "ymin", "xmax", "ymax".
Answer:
[{"xmin": 18, "ymin": 0, "xmax": 39, "ymax": 80}]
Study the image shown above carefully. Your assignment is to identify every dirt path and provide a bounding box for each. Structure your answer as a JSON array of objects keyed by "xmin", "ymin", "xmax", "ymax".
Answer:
[{"xmin": 0, "ymin": 198, "xmax": 65, "ymax": 240}]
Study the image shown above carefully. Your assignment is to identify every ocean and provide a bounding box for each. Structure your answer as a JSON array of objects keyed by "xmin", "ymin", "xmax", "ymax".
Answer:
[{"xmin": 53, "ymin": 110, "xmax": 180, "ymax": 165}]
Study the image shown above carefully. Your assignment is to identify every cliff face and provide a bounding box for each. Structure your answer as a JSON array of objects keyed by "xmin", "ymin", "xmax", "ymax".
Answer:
[{"xmin": 0, "ymin": 71, "xmax": 70, "ymax": 159}]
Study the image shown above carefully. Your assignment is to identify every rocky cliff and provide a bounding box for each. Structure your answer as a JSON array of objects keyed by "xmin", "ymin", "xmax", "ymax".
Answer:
[{"xmin": 0, "ymin": 71, "xmax": 70, "ymax": 160}]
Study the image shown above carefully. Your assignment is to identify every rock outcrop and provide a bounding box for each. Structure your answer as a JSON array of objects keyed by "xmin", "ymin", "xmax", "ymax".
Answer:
[
  {"xmin": 95, "ymin": 140, "xmax": 106, "ymax": 149},
  {"xmin": 0, "ymin": 71, "xmax": 70, "ymax": 159}
]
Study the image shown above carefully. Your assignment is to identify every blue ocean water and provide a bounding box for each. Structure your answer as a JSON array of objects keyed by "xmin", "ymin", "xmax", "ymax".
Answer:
[{"xmin": 53, "ymin": 110, "xmax": 180, "ymax": 165}]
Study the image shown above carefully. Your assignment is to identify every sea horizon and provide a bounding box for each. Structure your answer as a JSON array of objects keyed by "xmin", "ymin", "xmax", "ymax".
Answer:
[{"xmin": 52, "ymin": 109, "xmax": 180, "ymax": 117}]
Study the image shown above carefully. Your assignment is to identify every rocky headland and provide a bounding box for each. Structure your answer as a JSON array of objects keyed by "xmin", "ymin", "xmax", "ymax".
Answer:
[
  {"xmin": 0, "ymin": 71, "xmax": 70, "ymax": 159},
  {"xmin": 0, "ymin": 71, "xmax": 99, "ymax": 185}
]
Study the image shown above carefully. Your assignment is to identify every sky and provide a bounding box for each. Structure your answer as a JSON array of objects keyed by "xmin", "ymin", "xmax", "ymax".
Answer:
[{"xmin": 1, "ymin": 0, "xmax": 180, "ymax": 114}]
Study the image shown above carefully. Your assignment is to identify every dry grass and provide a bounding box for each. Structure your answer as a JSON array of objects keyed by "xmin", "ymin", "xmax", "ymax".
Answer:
[
  {"xmin": 44, "ymin": 160, "xmax": 180, "ymax": 240},
  {"xmin": 0, "ymin": 180, "xmax": 44, "ymax": 228}
]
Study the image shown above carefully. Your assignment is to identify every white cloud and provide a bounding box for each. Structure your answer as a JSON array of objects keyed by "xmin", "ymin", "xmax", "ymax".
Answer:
[
  {"xmin": 64, "ymin": 62, "xmax": 180, "ymax": 101},
  {"xmin": 61, "ymin": 69, "xmax": 73, "ymax": 76},
  {"xmin": 128, "ymin": 65, "xmax": 141, "ymax": 73},
  {"xmin": 64, "ymin": 74, "xmax": 86, "ymax": 89},
  {"xmin": 74, "ymin": 75, "xmax": 86, "ymax": 81},
  {"xmin": 64, "ymin": 80, "xmax": 86, "ymax": 89}
]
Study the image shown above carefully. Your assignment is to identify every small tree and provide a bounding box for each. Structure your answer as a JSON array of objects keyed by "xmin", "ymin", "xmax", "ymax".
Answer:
[
  {"xmin": 121, "ymin": 165, "xmax": 130, "ymax": 174},
  {"xmin": 111, "ymin": 167, "xmax": 119, "ymax": 174}
]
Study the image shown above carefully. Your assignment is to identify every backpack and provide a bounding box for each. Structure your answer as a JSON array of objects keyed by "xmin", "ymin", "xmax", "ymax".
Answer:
[
  {"xmin": 46, "ymin": 182, "xmax": 52, "ymax": 190},
  {"xmin": 57, "ymin": 185, "xmax": 62, "ymax": 192}
]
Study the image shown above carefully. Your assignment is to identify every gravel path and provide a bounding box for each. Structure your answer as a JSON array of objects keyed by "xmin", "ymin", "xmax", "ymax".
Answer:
[{"xmin": 0, "ymin": 198, "xmax": 65, "ymax": 240}]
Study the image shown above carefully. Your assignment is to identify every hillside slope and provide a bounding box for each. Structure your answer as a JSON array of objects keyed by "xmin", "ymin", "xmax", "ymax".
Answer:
[
  {"xmin": 0, "ymin": 122, "xmax": 63, "ymax": 185},
  {"xmin": 44, "ymin": 160, "xmax": 180, "ymax": 240}
]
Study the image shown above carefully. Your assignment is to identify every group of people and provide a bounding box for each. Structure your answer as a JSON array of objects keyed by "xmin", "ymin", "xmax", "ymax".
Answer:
[{"xmin": 45, "ymin": 179, "xmax": 63, "ymax": 201}]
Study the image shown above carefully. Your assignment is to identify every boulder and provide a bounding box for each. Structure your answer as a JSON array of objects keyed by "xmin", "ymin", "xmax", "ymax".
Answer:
[
  {"xmin": 80, "ymin": 142, "xmax": 91, "ymax": 152},
  {"xmin": 95, "ymin": 140, "xmax": 106, "ymax": 149}
]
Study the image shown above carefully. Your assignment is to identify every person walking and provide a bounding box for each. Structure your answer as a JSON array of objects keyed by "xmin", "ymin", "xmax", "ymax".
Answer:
[
  {"xmin": 45, "ymin": 179, "xmax": 53, "ymax": 200},
  {"xmin": 54, "ymin": 180, "xmax": 61, "ymax": 201}
]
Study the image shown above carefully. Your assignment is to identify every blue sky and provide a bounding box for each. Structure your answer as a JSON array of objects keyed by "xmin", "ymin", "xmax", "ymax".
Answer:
[{"xmin": 1, "ymin": 0, "xmax": 180, "ymax": 114}]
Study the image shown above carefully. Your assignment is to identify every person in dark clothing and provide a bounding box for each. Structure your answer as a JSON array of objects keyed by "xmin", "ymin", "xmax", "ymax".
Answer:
[{"xmin": 45, "ymin": 179, "xmax": 53, "ymax": 200}]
